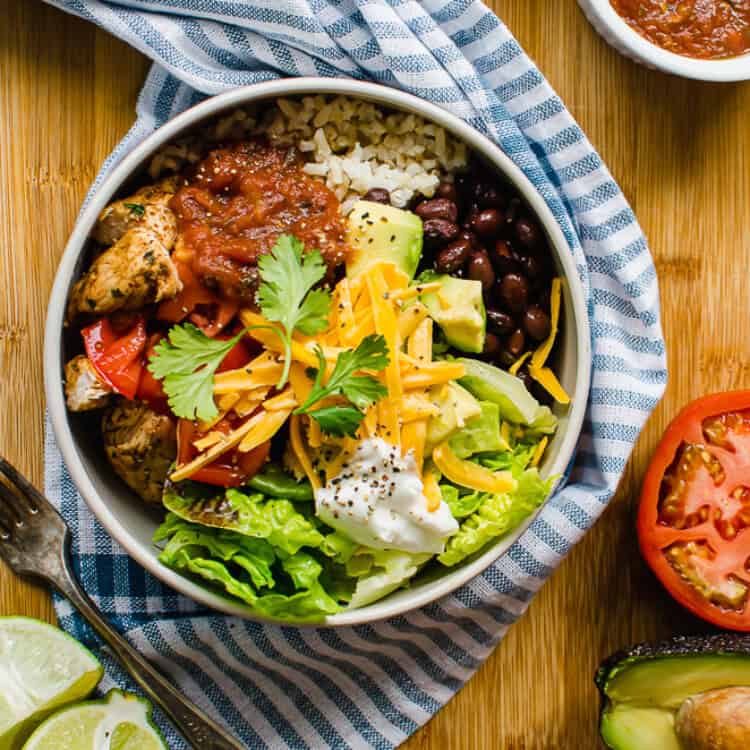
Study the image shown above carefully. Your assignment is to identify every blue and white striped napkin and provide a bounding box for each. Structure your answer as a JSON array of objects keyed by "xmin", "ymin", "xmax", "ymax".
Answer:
[{"xmin": 43, "ymin": 1, "xmax": 667, "ymax": 747}]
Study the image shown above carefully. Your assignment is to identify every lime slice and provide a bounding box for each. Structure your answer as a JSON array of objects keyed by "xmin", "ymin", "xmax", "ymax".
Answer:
[
  {"xmin": 0, "ymin": 617, "xmax": 103, "ymax": 750},
  {"xmin": 22, "ymin": 690, "xmax": 167, "ymax": 750}
]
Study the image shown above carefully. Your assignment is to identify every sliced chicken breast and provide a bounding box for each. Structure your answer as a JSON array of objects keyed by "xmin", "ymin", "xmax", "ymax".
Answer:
[
  {"xmin": 69, "ymin": 227, "xmax": 182, "ymax": 316},
  {"xmin": 64, "ymin": 355, "xmax": 112, "ymax": 412},
  {"xmin": 102, "ymin": 400, "xmax": 177, "ymax": 504},
  {"xmin": 93, "ymin": 176, "xmax": 180, "ymax": 248}
]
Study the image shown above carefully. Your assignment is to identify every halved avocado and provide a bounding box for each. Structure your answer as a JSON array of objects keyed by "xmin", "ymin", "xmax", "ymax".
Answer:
[{"xmin": 597, "ymin": 634, "xmax": 750, "ymax": 750}]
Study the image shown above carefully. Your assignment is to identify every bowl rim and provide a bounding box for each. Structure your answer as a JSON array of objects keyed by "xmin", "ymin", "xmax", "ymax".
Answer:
[
  {"xmin": 579, "ymin": 0, "xmax": 750, "ymax": 81},
  {"xmin": 44, "ymin": 77, "xmax": 591, "ymax": 627}
]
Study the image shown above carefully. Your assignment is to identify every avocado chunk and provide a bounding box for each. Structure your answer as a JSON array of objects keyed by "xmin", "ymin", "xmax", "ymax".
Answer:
[
  {"xmin": 458, "ymin": 358, "xmax": 543, "ymax": 425},
  {"xmin": 425, "ymin": 382, "xmax": 481, "ymax": 452},
  {"xmin": 448, "ymin": 401, "xmax": 507, "ymax": 458},
  {"xmin": 420, "ymin": 275, "xmax": 486, "ymax": 354},
  {"xmin": 597, "ymin": 634, "xmax": 750, "ymax": 750},
  {"xmin": 346, "ymin": 201, "xmax": 423, "ymax": 280}
]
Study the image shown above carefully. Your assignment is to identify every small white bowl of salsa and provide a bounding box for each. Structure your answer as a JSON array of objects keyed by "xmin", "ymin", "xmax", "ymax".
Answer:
[{"xmin": 578, "ymin": 0, "xmax": 750, "ymax": 81}]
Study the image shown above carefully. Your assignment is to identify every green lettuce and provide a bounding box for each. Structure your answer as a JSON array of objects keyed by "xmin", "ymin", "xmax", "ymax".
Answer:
[
  {"xmin": 479, "ymin": 443, "xmax": 536, "ymax": 478},
  {"xmin": 439, "ymin": 484, "xmax": 484, "ymax": 519},
  {"xmin": 347, "ymin": 549, "xmax": 431, "ymax": 609},
  {"xmin": 163, "ymin": 482, "xmax": 323, "ymax": 555},
  {"xmin": 438, "ymin": 468, "xmax": 554, "ymax": 567},
  {"xmin": 155, "ymin": 515, "xmax": 341, "ymax": 621}
]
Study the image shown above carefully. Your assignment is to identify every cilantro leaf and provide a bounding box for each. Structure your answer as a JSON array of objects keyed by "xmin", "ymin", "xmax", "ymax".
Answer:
[
  {"xmin": 295, "ymin": 334, "xmax": 389, "ymax": 435},
  {"xmin": 123, "ymin": 202, "xmax": 145, "ymax": 217},
  {"xmin": 257, "ymin": 235, "xmax": 331, "ymax": 386},
  {"xmin": 148, "ymin": 323, "xmax": 243, "ymax": 421},
  {"xmin": 306, "ymin": 406, "xmax": 364, "ymax": 438}
]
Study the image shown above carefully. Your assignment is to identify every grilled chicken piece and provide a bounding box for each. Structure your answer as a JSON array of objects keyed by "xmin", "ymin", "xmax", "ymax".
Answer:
[
  {"xmin": 69, "ymin": 227, "xmax": 182, "ymax": 316},
  {"xmin": 93, "ymin": 177, "xmax": 180, "ymax": 248},
  {"xmin": 64, "ymin": 355, "xmax": 112, "ymax": 411},
  {"xmin": 102, "ymin": 400, "xmax": 177, "ymax": 504}
]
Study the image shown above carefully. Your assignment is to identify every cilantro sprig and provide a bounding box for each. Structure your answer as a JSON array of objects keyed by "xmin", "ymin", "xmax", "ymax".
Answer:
[
  {"xmin": 148, "ymin": 324, "xmax": 244, "ymax": 421},
  {"xmin": 295, "ymin": 334, "xmax": 390, "ymax": 437},
  {"xmin": 257, "ymin": 235, "xmax": 331, "ymax": 388}
]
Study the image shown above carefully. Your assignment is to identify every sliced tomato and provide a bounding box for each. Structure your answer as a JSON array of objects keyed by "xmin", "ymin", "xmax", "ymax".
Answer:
[
  {"xmin": 82, "ymin": 317, "xmax": 146, "ymax": 400},
  {"xmin": 638, "ymin": 391, "xmax": 750, "ymax": 631},
  {"xmin": 176, "ymin": 418, "xmax": 270, "ymax": 488}
]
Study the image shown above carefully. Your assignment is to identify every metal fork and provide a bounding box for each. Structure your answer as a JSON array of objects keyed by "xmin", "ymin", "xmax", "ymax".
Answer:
[{"xmin": 0, "ymin": 456, "xmax": 244, "ymax": 750}]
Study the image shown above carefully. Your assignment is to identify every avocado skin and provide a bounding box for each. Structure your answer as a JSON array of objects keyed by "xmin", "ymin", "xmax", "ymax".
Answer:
[{"xmin": 596, "ymin": 633, "xmax": 750, "ymax": 695}]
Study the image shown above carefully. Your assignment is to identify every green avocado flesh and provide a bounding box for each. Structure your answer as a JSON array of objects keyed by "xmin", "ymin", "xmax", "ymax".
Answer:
[
  {"xmin": 346, "ymin": 201, "xmax": 423, "ymax": 280},
  {"xmin": 599, "ymin": 645, "xmax": 750, "ymax": 750},
  {"xmin": 421, "ymin": 275, "xmax": 486, "ymax": 354}
]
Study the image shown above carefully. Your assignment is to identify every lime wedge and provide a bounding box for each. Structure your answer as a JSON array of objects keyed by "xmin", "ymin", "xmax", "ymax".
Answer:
[
  {"xmin": 22, "ymin": 690, "xmax": 166, "ymax": 750},
  {"xmin": 0, "ymin": 617, "xmax": 103, "ymax": 750}
]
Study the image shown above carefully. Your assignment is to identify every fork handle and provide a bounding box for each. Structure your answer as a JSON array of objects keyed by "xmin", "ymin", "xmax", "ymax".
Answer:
[{"xmin": 52, "ymin": 568, "xmax": 244, "ymax": 750}]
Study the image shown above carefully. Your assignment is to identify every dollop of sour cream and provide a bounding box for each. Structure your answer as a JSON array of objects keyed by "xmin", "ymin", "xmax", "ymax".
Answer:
[{"xmin": 315, "ymin": 438, "xmax": 458, "ymax": 554}]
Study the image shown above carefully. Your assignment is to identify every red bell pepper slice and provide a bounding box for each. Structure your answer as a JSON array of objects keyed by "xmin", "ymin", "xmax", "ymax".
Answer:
[{"xmin": 82, "ymin": 317, "xmax": 146, "ymax": 400}]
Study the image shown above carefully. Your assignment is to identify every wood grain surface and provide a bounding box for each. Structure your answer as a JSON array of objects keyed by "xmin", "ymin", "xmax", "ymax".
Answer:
[{"xmin": 1, "ymin": 0, "xmax": 749, "ymax": 747}]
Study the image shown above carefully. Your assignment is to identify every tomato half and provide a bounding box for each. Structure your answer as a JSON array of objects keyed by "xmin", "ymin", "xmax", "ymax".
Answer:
[
  {"xmin": 176, "ymin": 418, "xmax": 270, "ymax": 488},
  {"xmin": 638, "ymin": 391, "xmax": 750, "ymax": 631},
  {"xmin": 82, "ymin": 317, "xmax": 146, "ymax": 400}
]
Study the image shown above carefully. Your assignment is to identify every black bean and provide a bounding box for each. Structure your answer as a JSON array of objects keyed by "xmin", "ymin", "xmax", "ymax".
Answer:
[
  {"xmin": 487, "ymin": 309, "xmax": 515, "ymax": 336},
  {"xmin": 435, "ymin": 181, "xmax": 458, "ymax": 203},
  {"xmin": 515, "ymin": 216, "xmax": 542, "ymax": 248},
  {"xmin": 506, "ymin": 328, "xmax": 526, "ymax": 357},
  {"xmin": 505, "ymin": 197, "xmax": 521, "ymax": 224},
  {"xmin": 434, "ymin": 238, "xmax": 472, "ymax": 273},
  {"xmin": 479, "ymin": 185, "xmax": 507, "ymax": 210},
  {"xmin": 499, "ymin": 272, "xmax": 529, "ymax": 313},
  {"xmin": 471, "ymin": 209, "xmax": 502, "ymax": 238},
  {"xmin": 490, "ymin": 239, "xmax": 520, "ymax": 275},
  {"xmin": 521, "ymin": 253, "xmax": 545, "ymax": 280},
  {"xmin": 458, "ymin": 229, "xmax": 479, "ymax": 249},
  {"xmin": 423, "ymin": 219, "xmax": 459, "ymax": 247},
  {"xmin": 523, "ymin": 305, "xmax": 551, "ymax": 342},
  {"xmin": 467, "ymin": 250, "xmax": 495, "ymax": 291},
  {"xmin": 415, "ymin": 198, "xmax": 458, "ymax": 223},
  {"xmin": 496, "ymin": 347, "xmax": 517, "ymax": 368},
  {"xmin": 362, "ymin": 188, "xmax": 391, "ymax": 205},
  {"xmin": 482, "ymin": 332, "xmax": 501, "ymax": 358}
]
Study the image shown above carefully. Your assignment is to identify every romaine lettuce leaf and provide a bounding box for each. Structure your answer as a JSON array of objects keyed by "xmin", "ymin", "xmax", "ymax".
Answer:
[
  {"xmin": 438, "ymin": 468, "xmax": 554, "ymax": 567},
  {"xmin": 439, "ymin": 484, "xmax": 485, "ymax": 519},
  {"xmin": 479, "ymin": 443, "xmax": 536, "ymax": 478},
  {"xmin": 155, "ymin": 515, "xmax": 341, "ymax": 621},
  {"xmin": 163, "ymin": 482, "xmax": 323, "ymax": 555}
]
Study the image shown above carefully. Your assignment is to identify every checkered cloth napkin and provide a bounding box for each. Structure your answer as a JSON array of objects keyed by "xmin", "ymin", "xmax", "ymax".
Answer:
[{"xmin": 43, "ymin": 1, "xmax": 667, "ymax": 747}]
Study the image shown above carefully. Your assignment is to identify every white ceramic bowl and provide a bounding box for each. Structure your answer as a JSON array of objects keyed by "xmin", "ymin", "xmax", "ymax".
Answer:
[
  {"xmin": 44, "ymin": 78, "xmax": 591, "ymax": 626},
  {"xmin": 578, "ymin": 0, "xmax": 750, "ymax": 81}
]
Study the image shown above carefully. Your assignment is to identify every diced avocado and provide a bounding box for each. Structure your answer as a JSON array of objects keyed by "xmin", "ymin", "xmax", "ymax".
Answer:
[
  {"xmin": 346, "ymin": 201, "xmax": 423, "ymax": 280},
  {"xmin": 425, "ymin": 382, "xmax": 481, "ymax": 451},
  {"xmin": 449, "ymin": 401, "xmax": 507, "ymax": 458},
  {"xmin": 421, "ymin": 275, "xmax": 486, "ymax": 354},
  {"xmin": 597, "ymin": 634, "xmax": 750, "ymax": 750},
  {"xmin": 458, "ymin": 358, "xmax": 541, "ymax": 425}
]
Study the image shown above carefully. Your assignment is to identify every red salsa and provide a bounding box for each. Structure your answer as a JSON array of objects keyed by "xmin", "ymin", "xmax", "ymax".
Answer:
[
  {"xmin": 610, "ymin": 0, "xmax": 750, "ymax": 59},
  {"xmin": 170, "ymin": 140, "xmax": 347, "ymax": 302}
]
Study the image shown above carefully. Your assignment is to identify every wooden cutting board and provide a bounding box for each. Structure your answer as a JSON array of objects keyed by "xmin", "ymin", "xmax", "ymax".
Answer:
[{"xmin": 1, "ymin": 0, "xmax": 749, "ymax": 746}]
